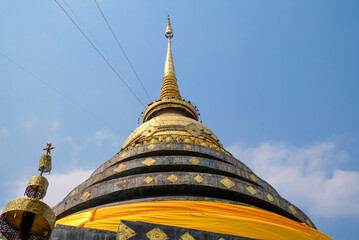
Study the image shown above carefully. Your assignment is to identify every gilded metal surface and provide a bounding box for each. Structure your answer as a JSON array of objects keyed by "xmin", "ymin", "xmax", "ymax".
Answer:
[
  {"xmin": 142, "ymin": 157, "xmax": 157, "ymax": 166},
  {"xmin": 246, "ymin": 186, "xmax": 257, "ymax": 195},
  {"xmin": 114, "ymin": 163, "xmax": 127, "ymax": 173},
  {"xmin": 179, "ymin": 232, "xmax": 195, "ymax": 240},
  {"xmin": 289, "ymin": 205, "xmax": 297, "ymax": 215},
  {"xmin": 194, "ymin": 175, "xmax": 204, "ymax": 183},
  {"xmin": 118, "ymin": 222, "xmax": 136, "ymax": 240},
  {"xmin": 144, "ymin": 176, "xmax": 153, "ymax": 184},
  {"xmin": 43, "ymin": 142, "xmax": 55, "ymax": 155},
  {"xmin": 189, "ymin": 157, "xmax": 200, "ymax": 165},
  {"xmin": 146, "ymin": 228, "xmax": 168, "ymax": 240},
  {"xmin": 25, "ymin": 175, "xmax": 49, "ymax": 199},
  {"xmin": 219, "ymin": 238, "xmax": 225, "ymax": 240},
  {"xmin": 249, "ymin": 174, "xmax": 258, "ymax": 182},
  {"xmin": 38, "ymin": 155, "xmax": 52, "ymax": 173},
  {"xmin": 185, "ymin": 145, "xmax": 192, "ymax": 150},
  {"xmin": 1, "ymin": 197, "xmax": 55, "ymax": 234},
  {"xmin": 120, "ymin": 152, "xmax": 128, "ymax": 158},
  {"xmin": 266, "ymin": 194, "xmax": 274, "ymax": 202},
  {"xmin": 167, "ymin": 174, "xmax": 179, "ymax": 183},
  {"xmin": 306, "ymin": 219, "xmax": 313, "ymax": 228},
  {"xmin": 220, "ymin": 177, "xmax": 235, "ymax": 189},
  {"xmin": 81, "ymin": 192, "xmax": 91, "ymax": 201}
]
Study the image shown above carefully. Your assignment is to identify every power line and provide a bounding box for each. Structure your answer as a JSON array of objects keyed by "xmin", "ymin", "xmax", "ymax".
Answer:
[
  {"xmin": 54, "ymin": 0, "xmax": 146, "ymax": 108},
  {"xmin": 93, "ymin": 0, "xmax": 152, "ymax": 102},
  {"xmin": 0, "ymin": 52, "xmax": 124, "ymax": 136},
  {"xmin": 61, "ymin": 0, "xmax": 147, "ymax": 105}
]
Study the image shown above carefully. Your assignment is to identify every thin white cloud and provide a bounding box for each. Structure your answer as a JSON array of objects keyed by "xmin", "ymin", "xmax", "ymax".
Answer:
[
  {"xmin": 93, "ymin": 130, "xmax": 122, "ymax": 148},
  {"xmin": 0, "ymin": 128, "xmax": 9, "ymax": 137},
  {"xmin": 24, "ymin": 117, "xmax": 40, "ymax": 131},
  {"xmin": 51, "ymin": 121, "xmax": 60, "ymax": 133},
  {"xmin": 14, "ymin": 169, "xmax": 93, "ymax": 207},
  {"xmin": 228, "ymin": 141, "xmax": 359, "ymax": 217}
]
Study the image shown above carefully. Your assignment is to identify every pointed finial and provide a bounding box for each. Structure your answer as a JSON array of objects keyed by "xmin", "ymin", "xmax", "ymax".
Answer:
[
  {"xmin": 160, "ymin": 15, "xmax": 181, "ymax": 99},
  {"xmin": 165, "ymin": 15, "xmax": 173, "ymax": 39},
  {"xmin": 43, "ymin": 142, "xmax": 55, "ymax": 155}
]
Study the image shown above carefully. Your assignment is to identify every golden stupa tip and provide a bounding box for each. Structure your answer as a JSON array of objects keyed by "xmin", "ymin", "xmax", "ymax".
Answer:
[
  {"xmin": 165, "ymin": 15, "xmax": 173, "ymax": 39},
  {"xmin": 43, "ymin": 142, "xmax": 55, "ymax": 155}
]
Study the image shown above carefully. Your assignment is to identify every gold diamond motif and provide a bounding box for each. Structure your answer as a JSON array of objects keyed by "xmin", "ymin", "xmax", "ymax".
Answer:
[
  {"xmin": 289, "ymin": 205, "xmax": 297, "ymax": 214},
  {"xmin": 146, "ymin": 227, "xmax": 168, "ymax": 240},
  {"xmin": 249, "ymin": 174, "xmax": 258, "ymax": 182},
  {"xmin": 167, "ymin": 174, "xmax": 179, "ymax": 183},
  {"xmin": 246, "ymin": 186, "xmax": 257, "ymax": 195},
  {"xmin": 142, "ymin": 157, "xmax": 157, "ymax": 166},
  {"xmin": 267, "ymin": 194, "xmax": 274, "ymax": 202},
  {"xmin": 185, "ymin": 145, "xmax": 192, "ymax": 150},
  {"xmin": 144, "ymin": 176, "xmax": 153, "ymax": 184},
  {"xmin": 306, "ymin": 219, "xmax": 313, "ymax": 228},
  {"xmin": 179, "ymin": 232, "xmax": 195, "ymax": 240},
  {"xmin": 166, "ymin": 144, "xmax": 172, "ymax": 148},
  {"xmin": 81, "ymin": 192, "xmax": 91, "ymax": 201},
  {"xmin": 114, "ymin": 163, "xmax": 127, "ymax": 173},
  {"xmin": 70, "ymin": 189, "xmax": 77, "ymax": 196},
  {"xmin": 194, "ymin": 175, "xmax": 204, "ymax": 183},
  {"xmin": 120, "ymin": 152, "xmax": 128, "ymax": 158},
  {"xmin": 189, "ymin": 157, "xmax": 200, "ymax": 165},
  {"xmin": 119, "ymin": 222, "xmax": 136, "ymax": 240},
  {"xmin": 220, "ymin": 177, "xmax": 235, "ymax": 189},
  {"xmin": 147, "ymin": 144, "xmax": 156, "ymax": 150}
]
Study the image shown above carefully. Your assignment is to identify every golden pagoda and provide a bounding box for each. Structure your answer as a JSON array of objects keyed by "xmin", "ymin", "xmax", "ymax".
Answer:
[{"xmin": 50, "ymin": 17, "xmax": 332, "ymax": 240}]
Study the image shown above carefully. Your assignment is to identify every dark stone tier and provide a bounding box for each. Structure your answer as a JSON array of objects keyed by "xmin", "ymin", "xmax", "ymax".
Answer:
[{"xmin": 53, "ymin": 142, "xmax": 315, "ymax": 229}]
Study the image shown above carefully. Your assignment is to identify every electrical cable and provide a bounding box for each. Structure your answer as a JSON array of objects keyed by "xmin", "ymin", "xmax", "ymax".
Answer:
[
  {"xmin": 61, "ymin": 0, "xmax": 147, "ymax": 105},
  {"xmin": 93, "ymin": 0, "xmax": 152, "ymax": 103},
  {"xmin": 0, "ymin": 52, "xmax": 124, "ymax": 136},
  {"xmin": 54, "ymin": 0, "xmax": 146, "ymax": 108}
]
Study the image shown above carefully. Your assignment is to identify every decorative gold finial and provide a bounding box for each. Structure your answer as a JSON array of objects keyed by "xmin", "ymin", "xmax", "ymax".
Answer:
[
  {"xmin": 165, "ymin": 15, "xmax": 173, "ymax": 39},
  {"xmin": 160, "ymin": 15, "xmax": 181, "ymax": 99},
  {"xmin": 43, "ymin": 141, "xmax": 55, "ymax": 155}
]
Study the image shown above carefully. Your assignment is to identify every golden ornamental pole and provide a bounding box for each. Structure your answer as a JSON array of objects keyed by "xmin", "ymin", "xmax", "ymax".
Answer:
[{"xmin": 0, "ymin": 142, "xmax": 56, "ymax": 240}]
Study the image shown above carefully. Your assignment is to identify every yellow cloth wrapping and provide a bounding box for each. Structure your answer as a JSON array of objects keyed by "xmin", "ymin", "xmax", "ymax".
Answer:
[{"xmin": 56, "ymin": 201, "xmax": 332, "ymax": 240}]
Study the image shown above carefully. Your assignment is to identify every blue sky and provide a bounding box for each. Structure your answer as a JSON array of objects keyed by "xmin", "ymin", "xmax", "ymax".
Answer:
[{"xmin": 0, "ymin": 1, "xmax": 358, "ymax": 239}]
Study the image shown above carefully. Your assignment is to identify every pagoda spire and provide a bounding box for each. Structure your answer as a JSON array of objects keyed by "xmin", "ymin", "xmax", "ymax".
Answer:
[{"xmin": 159, "ymin": 16, "xmax": 181, "ymax": 99}]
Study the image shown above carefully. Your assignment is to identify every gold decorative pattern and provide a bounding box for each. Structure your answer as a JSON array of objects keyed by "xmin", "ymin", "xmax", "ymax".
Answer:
[
  {"xmin": 81, "ymin": 192, "xmax": 91, "ymax": 201},
  {"xmin": 289, "ymin": 205, "xmax": 297, "ymax": 215},
  {"xmin": 189, "ymin": 157, "xmax": 200, "ymax": 165},
  {"xmin": 179, "ymin": 232, "xmax": 195, "ymax": 240},
  {"xmin": 114, "ymin": 163, "xmax": 128, "ymax": 173},
  {"xmin": 219, "ymin": 238, "xmax": 225, "ymax": 240},
  {"xmin": 38, "ymin": 154, "xmax": 52, "ymax": 173},
  {"xmin": 146, "ymin": 227, "xmax": 168, "ymax": 240},
  {"xmin": 166, "ymin": 144, "xmax": 172, "ymax": 148},
  {"xmin": 167, "ymin": 174, "xmax": 179, "ymax": 183},
  {"xmin": 144, "ymin": 176, "xmax": 153, "ymax": 184},
  {"xmin": 70, "ymin": 189, "xmax": 77, "ymax": 196},
  {"xmin": 220, "ymin": 177, "xmax": 235, "ymax": 189},
  {"xmin": 266, "ymin": 194, "xmax": 274, "ymax": 202},
  {"xmin": 249, "ymin": 174, "xmax": 258, "ymax": 182},
  {"xmin": 147, "ymin": 144, "xmax": 156, "ymax": 150},
  {"xmin": 306, "ymin": 219, "xmax": 313, "ymax": 228},
  {"xmin": 142, "ymin": 157, "xmax": 157, "ymax": 166},
  {"xmin": 118, "ymin": 222, "xmax": 136, "ymax": 240},
  {"xmin": 194, "ymin": 175, "xmax": 204, "ymax": 183},
  {"xmin": 2, "ymin": 197, "xmax": 55, "ymax": 234},
  {"xmin": 246, "ymin": 186, "xmax": 257, "ymax": 195},
  {"xmin": 185, "ymin": 145, "xmax": 192, "ymax": 150},
  {"xmin": 120, "ymin": 152, "xmax": 128, "ymax": 158}
]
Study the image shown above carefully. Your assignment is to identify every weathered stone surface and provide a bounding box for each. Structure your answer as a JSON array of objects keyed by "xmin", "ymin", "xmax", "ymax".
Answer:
[{"xmin": 51, "ymin": 225, "xmax": 116, "ymax": 240}]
